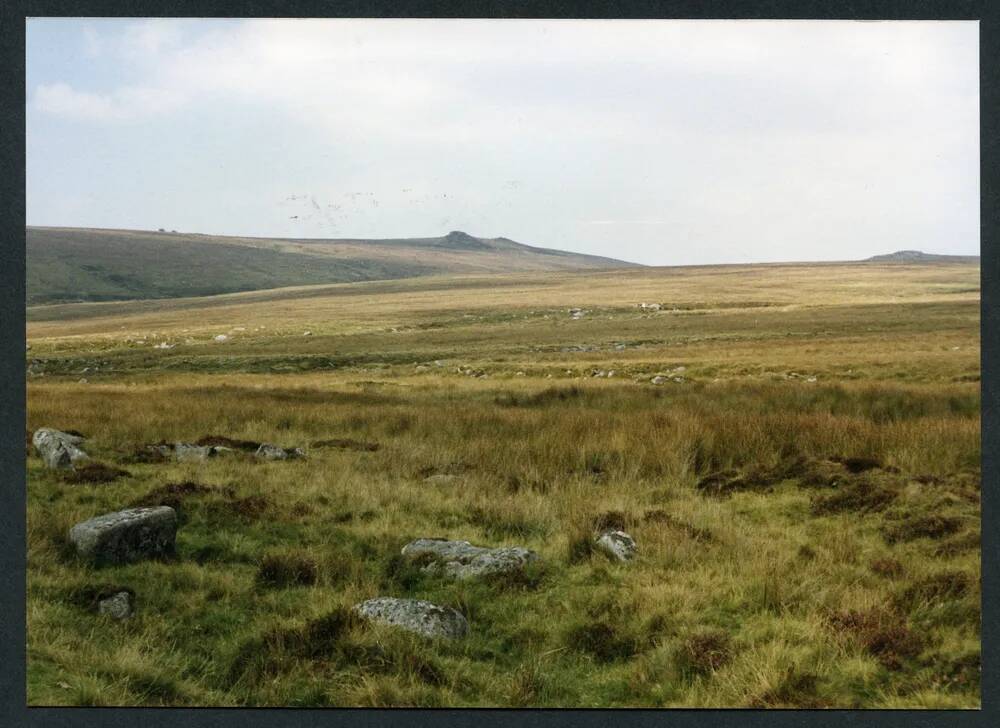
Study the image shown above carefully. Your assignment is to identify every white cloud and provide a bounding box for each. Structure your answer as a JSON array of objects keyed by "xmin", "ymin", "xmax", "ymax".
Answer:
[
  {"xmin": 34, "ymin": 82, "xmax": 184, "ymax": 122},
  {"xmin": 32, "ymin": 20, "xmax": 978, "ymax": 146}
]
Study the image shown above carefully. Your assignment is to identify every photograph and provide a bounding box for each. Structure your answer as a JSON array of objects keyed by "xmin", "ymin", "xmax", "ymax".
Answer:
[{"xmin": 23, "ymin": 17, "xmax": 981, "ymax": 708}]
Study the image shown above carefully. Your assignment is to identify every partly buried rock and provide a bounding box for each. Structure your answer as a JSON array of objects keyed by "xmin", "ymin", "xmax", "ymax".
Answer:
[
  {"xmin": 354, "ymin": 597, "xmax": 468, "ymax": 639},
  {"xmin": 401, "ymin": 538, "xmax": 538, "ymax": 579},
  {"xmin": 143, "ymin": 442, "xmax": 217, "ymax": 463},
  {"xmin": 194, "ymin": 434, "xmax": 262, "ymax": 452},
  {"xmin": 594, "ymin": 530, "xmax": 637, "ymax": 562},
  {"xmin": 144, "ymin": 442, "xmax": 243, "ymax": 463},
  {"xmin": 255, "ymin": 443, "xmax": 305, "ymax": 460},
  {"xmin": 32, "ymin": 428, "xmax": 89, "ymax": 470},
  {"xmin": 96, "ymin": 590, "xmax": 134, "ymax": 619},
  {"xmin": 174, "ymin": 443, "xmax": 216, "ymax": 462},
  {"xmin": 69, "ymin": 506, "xmax": 177, "ymax": 565}
]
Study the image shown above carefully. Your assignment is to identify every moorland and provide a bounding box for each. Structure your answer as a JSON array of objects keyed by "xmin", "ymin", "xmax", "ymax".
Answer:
[{"xmin": 26, "ymin": 258, "xmax": 980, "ymax": 707}]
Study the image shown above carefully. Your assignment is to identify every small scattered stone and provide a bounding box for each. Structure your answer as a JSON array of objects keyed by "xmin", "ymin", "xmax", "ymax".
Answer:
[
  {"xmin": 353, "ymin": 597, "xmax": 468, "ymax": 639},
  {"xmin": 594, "ymin": 530, "xmax": 637, "ymax": 562},
  {"xmin": 174, "ymin": 443, "xmax": 215, "ymax": 462},
  {"xmin": 140, "ymin": 442, "xmax": 230, "ymax": 462},
  {"xmin": 256, "ymin": 443, "xmax": 287, "ymax": 460},
  {"xmin": 651, "ymin": 376, "xmax": 667, "ymax": 385},
  {"xmin": 69, "ymin": 506, "xmax": 177, "ymax": 565},
  {"xmin": 213, "ymin": 334, "xmax": 228, "ymax": 343},
  {"xmin": 401, "ymin": 538, "xmax": 538, "ymax": 579},
  {"xmin": 97, "ymin": 590, "xmax": 134, "ymax": 619},
  {"xmin": 255, "ymin": 443, "xmax": 305, "ymax": 460}
]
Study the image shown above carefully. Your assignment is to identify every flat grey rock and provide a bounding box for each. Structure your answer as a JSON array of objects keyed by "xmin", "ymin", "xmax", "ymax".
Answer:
[
  {"xmin": 32, "ymin": 428, "xmax": 88, "ymax": 470},
  {"xmin": 595, "ymin": 530, "xmax": 637, "ymax": 562},
  {"xmin": 174, "ymin": 443, "xmax": 214, "ymax": 462},
  {"xmin": 354, "ymin": 597, "xmax": 468, "ymax": 639},
  {"xmin": 97, "ymin": 591, "xmax": 134, "ymax": 619},
  {"xmin": 69, "ymin": 507, "xmax": 177, "ymax": 565},
  {"xmin": 401, "ymin": 538, "xmax": 538, "ymax": 579},
  {"xmin": 255, "ymin": 443, "xmax": 305, "ymax": 460},
  {"xmin": 148, "ymin": 442, "xmax": 234, "ymax": 462}
]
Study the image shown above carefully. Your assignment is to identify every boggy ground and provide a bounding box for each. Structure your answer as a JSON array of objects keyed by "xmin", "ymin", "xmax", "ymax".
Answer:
[{"xmin": 26, "ymin": 263, "xmax": 980, "ymax": 707}]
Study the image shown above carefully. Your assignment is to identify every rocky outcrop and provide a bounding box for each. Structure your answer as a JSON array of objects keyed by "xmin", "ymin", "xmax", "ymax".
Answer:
[
  {"xmin": 594, "ymin": 530, "xmax": 637, "ymax": 562},
  {"xmin": 401, "ymin": 538, "xmax": 538, "ymax": 579},
  {"xmin": 144, "ymin": 442, "xmax": 243, "ymax": 462},
  {"xmin": 32, "ymin": 428, "xmax": 89, "ymax": 470},
  {"xmin": 97, "ymin": 590, "xmax": 134, "ymax": 619},
  {"xmin": 174, "ymin": 443, "xmax": 215, "ymax": 462},
  {"xmin": 353, "ymin": 597, "xmax": 468, "ymax": 639},
  {"xmin": 142, "ymin": 442, "xmax": 215, "ymax": 462},
  {"xmin": 255, "ymin": 443, "xmax": 305, "ymax": 460},
  {"xmin": 69, "ymin": 506, "xmax": 177, "ymax": 565}
]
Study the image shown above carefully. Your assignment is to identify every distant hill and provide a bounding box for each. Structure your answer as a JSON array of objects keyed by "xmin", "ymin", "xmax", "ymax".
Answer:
[
  {"xmin": 26, "ymin": 227, "xmax": 638, "ymax": 304},
  {"xmin": 864, "ymin": 250, "xmax": 980, "ymax": 264}
]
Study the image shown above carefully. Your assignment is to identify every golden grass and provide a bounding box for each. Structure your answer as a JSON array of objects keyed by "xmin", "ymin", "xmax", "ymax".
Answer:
[{"xmin": 25, "ymin": 262, "xmax": 980, "ymax": 707}]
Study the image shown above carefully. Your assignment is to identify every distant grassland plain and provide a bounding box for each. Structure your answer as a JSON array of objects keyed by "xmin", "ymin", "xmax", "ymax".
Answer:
[{"xmin": 26, "ymin": 262, "xmax": 980, "ymax": 707}]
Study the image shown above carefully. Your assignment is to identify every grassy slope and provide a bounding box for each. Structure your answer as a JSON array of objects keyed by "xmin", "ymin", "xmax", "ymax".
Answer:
[
  {"xmin": 26, "ymin": 262, "xmax": 980, "ymax": 707},
  {"xmin": 26, "ymin": 227, "xmax": 636, "ymax": 304}
]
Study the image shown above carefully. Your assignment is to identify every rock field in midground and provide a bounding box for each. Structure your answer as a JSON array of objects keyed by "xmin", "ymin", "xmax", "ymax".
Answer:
[{"xmin": 41, "ymin": 428, "xmax": 635, "ymax": 639}]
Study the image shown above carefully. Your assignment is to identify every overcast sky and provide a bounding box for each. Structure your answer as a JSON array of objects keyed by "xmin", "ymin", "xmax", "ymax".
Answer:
[{"xmin": 26, "ymin": 18, "xmax": 979, "ymax": 265}]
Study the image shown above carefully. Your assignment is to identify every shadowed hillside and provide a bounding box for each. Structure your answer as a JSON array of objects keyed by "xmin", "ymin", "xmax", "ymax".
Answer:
[{"xmin": 27, "ymin": 227, "xmax": 638, "ymax": 304}]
